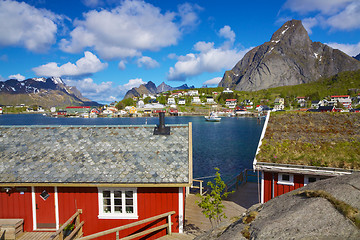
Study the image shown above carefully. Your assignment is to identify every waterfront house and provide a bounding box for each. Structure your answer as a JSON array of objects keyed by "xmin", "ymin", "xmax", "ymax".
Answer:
[
  {"xmin": 0, "ymin": 119, "xmax": 192, "ymax": 239},
  {"xmin": 0, "ymin": 107, "xmax": 2, "ymax": 114},
  {"xmin": 330, "ymin": 95, "xmax": 352, "ymax": 109},
  {"xmin": 253, "ymin": 112, "xmax": 359, "ymax": 203},
  {"xmin": 225, "ymin": 99, "xmax": 237, "ymax": 108},
  {"xmin": 66, "ymin": 106, "xmax": 91, "ymax": 115}
]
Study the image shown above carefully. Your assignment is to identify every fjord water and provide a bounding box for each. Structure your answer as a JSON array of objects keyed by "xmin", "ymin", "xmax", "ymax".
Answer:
[{"xmin": 0, "ymin": 114, "xmax": 264, "ymax": 181}]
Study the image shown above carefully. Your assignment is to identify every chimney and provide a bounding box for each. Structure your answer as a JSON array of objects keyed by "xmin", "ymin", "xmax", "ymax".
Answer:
[{"xmin": 154, "ymin": 111, "xmax": 170, "ymax": 135}]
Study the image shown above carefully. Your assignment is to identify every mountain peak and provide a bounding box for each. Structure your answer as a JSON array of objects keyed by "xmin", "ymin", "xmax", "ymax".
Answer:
[{"xmin": 270, "ymin": 19, "xmax": 310, "ymax": 46}]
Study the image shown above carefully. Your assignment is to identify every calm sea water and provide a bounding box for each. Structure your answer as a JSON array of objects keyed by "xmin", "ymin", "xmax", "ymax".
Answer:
[{"xmin": 0, "ymin": 114, "xmax": 264, "ymax": 181}]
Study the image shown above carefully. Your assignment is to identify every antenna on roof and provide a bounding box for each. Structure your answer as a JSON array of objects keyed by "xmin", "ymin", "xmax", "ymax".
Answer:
[{"xmin": 154, "ymin": 111, "xmax": 170, "ymax": 135}]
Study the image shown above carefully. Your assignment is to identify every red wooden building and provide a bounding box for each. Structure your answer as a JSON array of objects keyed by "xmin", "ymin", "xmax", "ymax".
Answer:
[
  {"xmin": 0, "ymin": 121, "xmax": 192, "ymax": 239},
  {"xmin": 253, "ymin": 112, "xmax": 358, "ymax": 203}
]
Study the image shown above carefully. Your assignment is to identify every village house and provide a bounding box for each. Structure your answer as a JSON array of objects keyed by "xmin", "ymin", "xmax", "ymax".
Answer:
[
  {"xmin": 65, "ymin": 106, "xmax": 91, "ymax": 115},
  {"xmin": 0, "ymin": 116, "xmax": 192, "ymax": 239},
  {"xmin": 296, "ymin": 96, "xmax": 306, "ymax": 107},
  {"xmin": 178, "ymin": 99, "xmax": 186, "ymax": 105},
  {"xmin": 330, "ymin": 95, "xmax": 352, "ymax": 109},
  {"xmin": 191, "ymin": 96, "xmax": 201, "ymax": 104},
  {"xmin": 167, "ymin": 97, "xmax": 176, "ymax": 105},
  {"xmin": 253, "ymin": 112, "xmax": 359, "ymax": 203},
  {"xmin": 0, "ymin": 107, "xmax": 2, "ymax": 114},
  {"xmin": 187, "ymin": 90, "xmax": 199, "ymax": 96},
  {"xmin": 225, "ymin": 99, "xmax": 237, "ymax": 108},
  {"xmin": 273, "ymin": 98, "xmax": 285, "ymax": 111},
  {"xmin": 222, "ymin": 88, "xmax": 233, "ymax": 94},
  {"xmin": 206, "ymin": 97, "xmax": 215, "ymax": 104}
]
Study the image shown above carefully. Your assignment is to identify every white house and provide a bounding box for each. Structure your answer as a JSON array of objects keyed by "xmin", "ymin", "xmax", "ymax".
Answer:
[
  {"xmin": 273, "ymin": 98, "xmax": 284, "ymax": 111},
  {"xmin": 206, "ymin": 97, "xmax": 215, "ymax": 104},
  {"xmin": 50, "ymin": 107, "xmax": 56, "ymax": 113},
  {"xmin": 296, "ymin": 97, "xmax": 306, "ymax": 107},
  {"xmin": 331, "ymin": 95, "xmax": 352, "ymax": 109},
  {"xmin": 187, "ymin": 90, "xmax": 199, "ymax": 96},
  {"xmin": 137, "ymin": 100, "xmax": 145, "ymax": 108},
  {"xmin": 167, "ymin": 98, "xmax": 176, "ymax": 105},
  {"xmin": 178, "ymin": 99, "xmax": 186, "ymax": 105},
  {"xmin": 191, "ymin": 96, "xmax": 201, "ymax": 104},
  {"xmin": 223, "ymin": 88, "xmax": 233, "ymax": 94}
]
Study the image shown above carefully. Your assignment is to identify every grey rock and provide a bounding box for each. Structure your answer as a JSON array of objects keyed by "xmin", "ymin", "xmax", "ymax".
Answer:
[{"xmin": 218, "ymin": 20, "xmax": 360, "ymax": 91}]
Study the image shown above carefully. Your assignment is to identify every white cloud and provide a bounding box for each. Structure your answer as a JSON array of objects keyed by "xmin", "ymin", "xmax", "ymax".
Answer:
[
  {"xmin": 203, "ymin": 77, "xmax": 222, "ymax": 86},
  {"xmin": 0, "ymin": 0, "xmax": 62, "ymax": 52},
  {"xmin": 326, "ymin": 41, "xmax": 360, "ymax": 56},
  {"xmin": 284, "ymin": 0, "xmax": 353, "ymax": 15},
  {"xmin": 33, "ymin": 51, "xmax": 108, "ymax": 77},
  {"xmin": 118, "ymin": 60, "xmax": 127, "ymax": 70},
  {"xmin": 219, "ymin": 25, "xmax": 235, "ymax": 44},
  {"xmin": 178, "ymin": 3, "xmax": 202, "ymax": 29},
  {"xmin": 60, "ymin": 0, "xmax": 187, "ymax": 59},
  {"xmin": 326, "ymin": 2, "xmax": 360, "ymax": 30},
  {"xmin": 137, "ymin": 56, "xmax": 160, "ymax": 69},
  {"xmin": 8, "ymin": 74, "xmax": 25, "ymax": 81},
  {"xmin": 283, "ymin": 0, "xmax": 360, "ymax": 31},
  {"xmin": 64, "ymin": 77, "xmax": 145, "ymax": 103},
  {"xmin": 82, "ymin": 0, "xmax": 104, "ymax": 8},
  {"xmin": 167, "ymin": 26, "xmax": 251, "ymax": 81}
]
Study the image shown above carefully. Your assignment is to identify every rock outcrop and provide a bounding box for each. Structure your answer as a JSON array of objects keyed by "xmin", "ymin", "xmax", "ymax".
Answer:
[
  {"xmin": 218, "ymin": 20, "xmax": 360, "ymax": 91},
  {"xmin": 196, "ymin": 173, "xmax": 360, "ymax": 240}
]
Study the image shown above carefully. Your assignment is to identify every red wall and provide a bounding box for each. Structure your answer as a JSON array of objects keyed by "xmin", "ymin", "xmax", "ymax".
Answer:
[
  {"xmin": 0, "ymin": 186, "xmax": 181, "ymax": 239},
  {"xmin": 263, "ymin": 172, "xmax": 304, "ymax": 203},
  {"xmin": 0, "ymin": 187, "xmax": 33, "ymax": 232},
  {"xmin": 57, "ymin": 187, "xmax": 180, "ymax": 240}
]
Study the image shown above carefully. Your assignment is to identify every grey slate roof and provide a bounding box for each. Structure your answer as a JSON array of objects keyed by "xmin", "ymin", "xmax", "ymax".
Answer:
[{"xmin": 0, "ymin": 125, "xmax": 190, "ymax": 184}]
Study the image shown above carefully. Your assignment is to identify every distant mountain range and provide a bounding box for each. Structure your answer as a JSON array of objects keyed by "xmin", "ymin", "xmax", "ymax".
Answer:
[
  {"xmin": 123, "ymin": 81, "xmax": 194, "ymax": 99},
  {"xmin": 219, "ymin": 19, "xmax": 360, "ymax": 91},
  {"xmin": 0, "ymin": 77, "xmax": 99, "ymax": 108}
]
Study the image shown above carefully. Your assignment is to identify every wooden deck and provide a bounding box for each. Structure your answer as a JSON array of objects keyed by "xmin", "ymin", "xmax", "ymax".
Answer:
[
  {"xmin": 160, "ymin": 182, "xmax": 259, "ymax": 239},
  {"xmin": 17, "ymin": 231, "xmax": 55, "ymax": 240}
]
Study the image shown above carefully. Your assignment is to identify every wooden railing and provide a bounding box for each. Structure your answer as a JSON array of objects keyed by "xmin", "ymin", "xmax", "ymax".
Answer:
[
  {"xmin": 225, "ymin": 169, "xmax": 258, "ymax": 192},
  {"xmin": 191, "ymin": 179, "xmax": 205, "ymax": 195},
  {"xmin": 49, "ymin": 209, "xmax": 83, "ymax": 240},
  {"xmin": 78, "ymin": 211, "xmax": 175, "ymax": 240}
]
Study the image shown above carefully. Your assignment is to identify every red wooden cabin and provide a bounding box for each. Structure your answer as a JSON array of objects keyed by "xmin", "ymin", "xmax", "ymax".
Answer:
[
  {"xmin": 253, "ymin": 112, "xmax": 357, "ymax": 203},
  {"xmin": 0, "ymin": 122, "xmax": 192, "ymax": 239}
]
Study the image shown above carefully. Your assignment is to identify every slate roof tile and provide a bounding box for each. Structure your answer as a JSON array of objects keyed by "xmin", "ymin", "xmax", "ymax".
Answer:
[{"xmin": 0, "ymin": 125, "xmax": 190, "ymax": 184}]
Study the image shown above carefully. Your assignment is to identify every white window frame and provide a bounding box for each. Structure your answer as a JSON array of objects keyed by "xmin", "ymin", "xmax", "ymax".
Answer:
[
  {"xmin": 277, "ymin": 173, "xmax": 294, "ymax": 186},
  {"xmin": 98, "ymin": 187, "xmax": 138, "ymax": 219},
  {"xmin": 304, "ymin": 175, "xmax": 321, "ymax": 186}
]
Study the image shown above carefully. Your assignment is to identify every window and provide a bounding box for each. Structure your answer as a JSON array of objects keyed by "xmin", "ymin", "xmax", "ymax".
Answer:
[
  {"xmin": 277, "ymin": 173, "xmax": 294, "ymax": 186},
  {"xmin": 98, "ymin": 188, "xmax": 138, "ymax": 219},
  {"xmin": 304, "ymin": 175, "xmax": 322, "ymax": 186}
]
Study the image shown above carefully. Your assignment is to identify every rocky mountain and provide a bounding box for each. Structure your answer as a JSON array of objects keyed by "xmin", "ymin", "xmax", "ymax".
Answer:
[
  {"xmin": 355, "ymin": 53, "xmax": 360, "ymax": 61},
  {"xmin": 219, "ymin": 19, "xmax": 360, "ymax": 91},
  {"xmin": 0, "ymin": 77, "xmax": 99, "ymax": 108},
  {"xmin": 124, "ymin": 81, "xmax": 194, "ymax": 99}
]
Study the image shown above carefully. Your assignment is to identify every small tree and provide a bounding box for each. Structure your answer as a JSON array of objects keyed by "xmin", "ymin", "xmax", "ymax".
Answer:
[{"xmin": 196, "ymin": 168, "xmax": 233, "ymax": 229}]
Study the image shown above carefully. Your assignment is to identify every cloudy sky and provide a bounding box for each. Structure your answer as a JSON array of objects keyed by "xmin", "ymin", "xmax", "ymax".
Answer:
[{"xmin": 0, "ymin": 0, "xmax": 359, "ymax": 103}]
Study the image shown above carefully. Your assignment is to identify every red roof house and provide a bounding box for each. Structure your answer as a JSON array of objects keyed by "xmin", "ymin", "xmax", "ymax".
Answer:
[{"xmin": 0, "ymin": 120, "xmax": 192, "ymax": 239}]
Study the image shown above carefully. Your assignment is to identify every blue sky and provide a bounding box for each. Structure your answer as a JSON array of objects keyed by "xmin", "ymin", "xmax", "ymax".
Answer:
[{"xmin": 0, "ymin": 0, "xmax": 360, "ymax": 103}]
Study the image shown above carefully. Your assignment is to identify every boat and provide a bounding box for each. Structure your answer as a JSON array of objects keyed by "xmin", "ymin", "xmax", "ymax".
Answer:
[{"xmin": 204, "ymin": 112, "xmax": 221, "ymax": 122}]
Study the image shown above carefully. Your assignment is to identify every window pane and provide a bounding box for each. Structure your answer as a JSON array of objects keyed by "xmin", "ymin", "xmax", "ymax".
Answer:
[
  {"xmin": 126, "ymin": 206, "xmax": 133, "ymax": 213},
  {"xmin": 309, "ymin": 177, "xmax": 317, "ymax": 183},
  {"xmin": 282, "ymin": 174, "xmax": 290, "ymax": 181},
  {"xmin": 126, "ymin": 199, "xmax": 133, "ymax": 205},
  {"xmin": 125, "ymin": 191, "xmax": 133, "ymax": 198},
  {"xmin": 114, "ymin": 199, "xmax": 122, "ymax": 205},
  {"xmin": 103, "ymin": 199, "xmax": 111, "ymax": 205},
  {"xmin": 103, "ymin": 206, "xmax": 111, "ymax": 213},
  {"xmin": 114, "ymin": 191, "xmax": 122, "ymax": 198},
  {"xmin": 115, "ymin": 206, "xmax": 122, "ymax": 213},
  {"xmin": 103, "ymin": 191, "xmax": 110, "ymax": 197}
]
